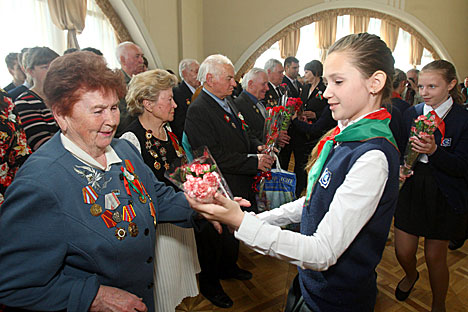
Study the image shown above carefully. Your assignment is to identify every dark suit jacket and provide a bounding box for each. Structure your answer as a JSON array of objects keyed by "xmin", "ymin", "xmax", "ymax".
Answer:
[
  {"xmin": 262, "ymin": 82, "xmax": 281, "ymax": 108},
  {"xmin": 282, "ymin": 76, "xmax": 302, "ymax": 98},
  {"xmin": 402, "ymin": 103, "xmax": 468, "ymax": 214},
  {"xmin": 7, "ymin": 85, "xmax": 28, "ymax": 101},
  {"xmin": 185, "ymin": 90, "xmax": 260, "ymax": 205},
  {"xmin": 300, "ymin": 79, "xmax": 328, "ymax": 121},
  {"xmin": 170, "ymin": 81, "xmax": 193, "ymax": 140},
  {"xmin": 391, "ymin": 97, "xmax": 411, "ymax": 115},
  {"xmin": 234, "ymin": 91, "xmax": 265, "ymax": 142}
]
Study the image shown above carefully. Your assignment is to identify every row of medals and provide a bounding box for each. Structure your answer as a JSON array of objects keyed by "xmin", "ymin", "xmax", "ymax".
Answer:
[
  {"xmin": 89, "ymin": 187, "xmax": 145, "ymax": 241},
  {"xmin": 145, "ymin": 130, "xmax": 170, "ymax": 171}
]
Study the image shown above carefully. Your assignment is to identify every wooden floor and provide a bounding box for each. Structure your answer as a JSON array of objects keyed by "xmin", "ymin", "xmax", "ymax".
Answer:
[{"xmin": 176, "ymin": 228, "xmax": 468, "ymax": 312}]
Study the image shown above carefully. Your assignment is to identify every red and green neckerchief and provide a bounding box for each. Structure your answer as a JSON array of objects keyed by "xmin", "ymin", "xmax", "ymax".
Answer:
[{"xmin": 304, "ymin": 108, "xmax": 398, "ymax": 206}]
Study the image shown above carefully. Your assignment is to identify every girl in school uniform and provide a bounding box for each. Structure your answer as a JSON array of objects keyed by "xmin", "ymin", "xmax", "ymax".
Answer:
[
  {"xmin": 186, "ymin": 32, "xmax": 400, "ymax": 312},
  {"xmin": 394, "ymin": 60, "xmax": 468, "ymax": 312}
]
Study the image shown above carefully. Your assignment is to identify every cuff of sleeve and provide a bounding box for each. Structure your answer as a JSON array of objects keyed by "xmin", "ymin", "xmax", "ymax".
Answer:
[
  {"xmin": 67, "ymin": 275, "xmax": 100, "ymax": 312},
  {"xmin": 234, "ymin": 212, "xmax": 262, "ymax": 245}
]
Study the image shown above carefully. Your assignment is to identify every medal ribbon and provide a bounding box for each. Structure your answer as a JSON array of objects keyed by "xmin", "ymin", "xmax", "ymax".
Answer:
[
  {"xmin": 122, "ymin": 204, "xmax": 136, "ymax": 222},
  {"xmin": 82, "ymin": 185, "xmax": 98, "ymax": 204},
  {"xmin": 167, "ymin": 129, "xmax": 186, "ymax": 157},
  {"xmin": 101, "ymin": 210, "xmax": 117, "ymax": 228},
  {"xmin": 140, "ymin": 182, "xmax": 157, "ymax": 226},
  {"xmin": 304, "ymin": 108, "xmax": 398, "ymax": 206}
]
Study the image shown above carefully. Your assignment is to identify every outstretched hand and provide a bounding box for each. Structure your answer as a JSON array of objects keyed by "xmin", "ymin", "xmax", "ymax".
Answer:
[{"xmin": 185, "ymin": 193, "xmax": 246, "ymax": 230}]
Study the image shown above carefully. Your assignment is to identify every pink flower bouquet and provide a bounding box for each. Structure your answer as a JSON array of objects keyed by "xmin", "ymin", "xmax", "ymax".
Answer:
[
  {"xmin": 400, "ymin": 113, "xmax": 438, "ymax": 189},
  {"xmin": 165, "ymin": 146, "xmax": 233, "ymax": 202}
]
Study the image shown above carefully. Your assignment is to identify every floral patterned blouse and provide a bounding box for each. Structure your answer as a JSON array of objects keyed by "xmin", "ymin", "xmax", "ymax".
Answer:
[{"xmin": 0, "ymin": 92, "xmax": 31, "ymax": 205}]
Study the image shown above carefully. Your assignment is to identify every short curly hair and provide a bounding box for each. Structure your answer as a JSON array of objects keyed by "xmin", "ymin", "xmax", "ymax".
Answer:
[
  {"xmin": 126, "ymin": 69, "xmax": 178, "ymax": 117},
  {"xmin": 44, "ymin": 51, "xmax": 126, "ymax": 116}
]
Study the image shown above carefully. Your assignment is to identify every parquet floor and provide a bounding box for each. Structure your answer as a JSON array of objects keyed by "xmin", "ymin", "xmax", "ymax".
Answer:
[{"xmin": 176, "ymin": 228, "xmax": 468, "ymax": 312}]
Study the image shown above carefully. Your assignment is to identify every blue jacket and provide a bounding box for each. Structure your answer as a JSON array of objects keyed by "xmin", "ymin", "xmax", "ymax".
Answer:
[
  {"xmin": 402, "ymin": 103, "xmax": 468, "ymax": 214},
  {"xmin": 0, "ymin": 133, "xmax": 194, "ymax": 311},
  {"xmin": 299, "ymin": 138, "xmax": 399, "ymax": 311}
]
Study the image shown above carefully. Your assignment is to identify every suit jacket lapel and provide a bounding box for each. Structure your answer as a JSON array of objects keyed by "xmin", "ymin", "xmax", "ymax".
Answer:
[{"xmin": 227, "ymin": 96, "xmax": 250, "ymax": 146}]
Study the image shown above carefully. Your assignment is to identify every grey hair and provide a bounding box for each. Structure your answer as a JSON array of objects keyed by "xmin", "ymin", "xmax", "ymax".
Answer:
[
  {"xmin": 197, "ymin": 54, "xmax": 233, "ymax": 85},
  {"xmin": 179, "ymin": 59, "xmax": 199, "ymax": 80},
  {"xmin": 241, "ymin": 68, "xmax": 267, "ymax": 89},
  {"xmin": 264, "ymin": 58, "xmax": 282, "ymax": 72},
  {"xmin": 115, "ymin": 41, "xmax": 137, "ymax": 65}
]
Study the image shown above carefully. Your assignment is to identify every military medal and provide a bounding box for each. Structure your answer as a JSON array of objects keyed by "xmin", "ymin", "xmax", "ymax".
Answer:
[
  {"xmin": 128, "ymin": 222, "xmax": 139, "ymax": 237},
  {"xmin": 82, "ymin": 185, "xmax": 98, "ymax": 204},
  {"xmin": 154, "ymin": 161, "xmax": 161, "ymax": 170},
  {"xmin": 105, "ymin": 192, "xmax": 120, "ymax": 210},
  {"xmin": 112, "ymin": 211, "xmax": 122, "ymax": 223},
  {"xmin": 122, "ymin": 204, "xmax": 136, "ymax": 222},
  {"xmin": 139, "ymin": 195, "xmax": 147, "ymax": 204},
  {"xmin": 115, "ymin": 227, "xmax": 127, "ymax": 240},
  {"xmin": 101, "ymin": 210, "xmax": 117, "ymax": 228},
  {"xmin": 90, "ymin": 203, "xmax": 102, "ymax": 216}
]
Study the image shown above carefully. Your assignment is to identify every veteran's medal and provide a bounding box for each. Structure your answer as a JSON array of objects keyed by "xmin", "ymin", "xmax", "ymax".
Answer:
[
  {"xmin": 115, "ymin": 227, "xmax": 127, "ymax": 240},
  {"xmin": 112, "ymin": 211, "xmax": 122, "ymax": 223},
  {"xmin": 90, "ymin": 203, "xmax": 102, "ymax": 216},
  {"xmin": 139, "ymin": 195, "xmax": 147, "ymax": 204},
  {"xmin": 154, "ymin": 161, "xmax": 161, "ymax": 170},
  {"xmin": 128, "ymin": 222, "xmax": 139, "ymax": 237}
]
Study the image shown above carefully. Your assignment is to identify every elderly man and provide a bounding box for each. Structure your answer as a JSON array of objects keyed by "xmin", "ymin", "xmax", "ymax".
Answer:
[
  {"xmin": 234, "ymin": 68, "xmax": 269, "ymax": 141},
  {"xmin": 263, "ymin": 58, "xmax": 284, "ymax": 108},
  {"xmin": 185, "ymin": 54, "xmax": 273, "ymax": 308},
  {"xmin": 282, "ymin": 56, "xmax": 302, "ymax": 98},
  {"xmin": 170, "ymin": 59, "xmax": 200, "ymax": 139},
  {"xmin": 115, "ymin": 41, "xmax": 144, "ymax": 134}
]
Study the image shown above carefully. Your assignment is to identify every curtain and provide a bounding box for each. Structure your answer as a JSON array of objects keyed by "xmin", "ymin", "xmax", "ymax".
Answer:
[
  {"xmin": 47, "ymin": 0, "xmax": 87, "ymax": 49},
  {"xmin": 380, "ymin": 20, "xmax": 399, "ymax": 51},
  {"xmin": 349, "ymin": 15, "xmax": 369, "ymax": 34},
  {"xmin": 279, "ymin": 29, "xmax": 301, "ymax": 58},
  {"xmin": 409, "ymin": 35, "xmax": 424, "ymax": 66},
  {"xmin": 315, "ymin": 16, "xmax": 337, "ymax": 62}
]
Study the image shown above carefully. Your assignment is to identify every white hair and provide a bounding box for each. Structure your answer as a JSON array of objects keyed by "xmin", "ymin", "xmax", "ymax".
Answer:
[
  {"xmin": 115, "ymin": 41, "xmax": 137, "ymax": 65},
  {"xmin": 264, "ymin": 58, "xmax": 282, "ymax": 72},
  {"xmin": 241, "ymin": 68, "xmax": 267, "ymax": 89},
  {"xmin": 197, "ymin": 54, "xmax": 233, "ymax": 85},
  {"xmin": 178, "ymin": 59, "xmax": 199, "ymax": 80}
]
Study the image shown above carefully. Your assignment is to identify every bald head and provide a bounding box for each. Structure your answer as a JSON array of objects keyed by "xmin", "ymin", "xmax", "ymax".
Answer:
[{"xmin": 116, "ymin": 41, "xmax": 144, "ymax": 77}]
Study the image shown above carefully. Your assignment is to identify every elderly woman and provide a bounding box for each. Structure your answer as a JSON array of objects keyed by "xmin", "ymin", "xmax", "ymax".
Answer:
[
  {"xmin": 120, "ymin": 69, "xmax": 200, "ymax": 312},
  {"xmin": 0, "ymin": 52, "xmax": 195, "ymax": 311},
  {"xmin": 14, "ymin": 46, "xmax": 60, "ymax": 151}
]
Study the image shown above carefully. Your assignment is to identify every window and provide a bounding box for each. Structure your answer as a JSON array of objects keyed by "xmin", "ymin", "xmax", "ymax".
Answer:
[{"xmin": 0, "ymin": 0, "xmax": 119, "ymax": 88}]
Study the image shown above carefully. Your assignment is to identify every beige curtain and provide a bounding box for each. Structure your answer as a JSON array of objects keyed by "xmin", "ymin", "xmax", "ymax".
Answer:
[
  {"xmin": 409, "ymin": 35, "xmax": 424, "ymax": 66},
  {"xmin": 315, "ymin": 16, "xmax": 337, "ymax": 62},
  {"xmin": 349, "ymin": 15, "xmax": 369, "ymax": 34},
  {"xmin": 380, "ymin": 20, "xmax": 399, "ymax": 51},
  {"xmin": 48, "ymin": 0, "xmax": 87, "ymax": 49},
  {"xmin": 279, "ymin": 29, "xmax": 301, "ymax": 58}
]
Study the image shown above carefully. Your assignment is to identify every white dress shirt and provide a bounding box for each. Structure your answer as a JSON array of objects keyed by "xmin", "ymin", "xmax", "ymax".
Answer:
[{"xmin": 235, "ymin": 111, "xmax": 389, "ymax": 271}]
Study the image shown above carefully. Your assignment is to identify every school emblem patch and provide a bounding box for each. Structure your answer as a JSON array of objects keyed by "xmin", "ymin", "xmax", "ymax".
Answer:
[
  {"xmin": 319, "ymin": 168, "xmax": 331, "ymax": 189},
  {"xmin": 441, "ymin": 138, "xmax": 452, "ymax": 147}
]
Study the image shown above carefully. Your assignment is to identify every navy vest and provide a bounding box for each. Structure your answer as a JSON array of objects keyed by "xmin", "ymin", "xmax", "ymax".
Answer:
[{"xmin": 299, "ymin": 138, "xmax": 399, "ymax": 312}]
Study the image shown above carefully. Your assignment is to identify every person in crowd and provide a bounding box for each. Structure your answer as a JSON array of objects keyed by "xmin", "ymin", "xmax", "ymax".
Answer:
[
  {"xmin": 0, "ymin": 90, "xmax": 31, "ymax": 205},
  {"xmin": 403, "ymin": 68, "xmax": 424, "ymax": 106},
  {"xmin": 82, "ymin": 47, "xmax": 103, "ymax": 56},
  {"xmin": 391, "ymin": 68, "xmax": 411, "ymax": 113},
  {"xmin": 282, "ymin": 56, "xmax": 302, "ymax": 98},
  {"xmin": 14, "ymin": 46, "xmax": 59, "ymax": 151},
  {"xmin": 186, "ymin": 33, "xmax": 400, "ymax": 312},
  {"xmin": 7, "ymin": 48, "xmax": 31, "ymax": 100},
  {"xmin": 394, "ymin": 60, "xmax": 468, "ymax": 312},
  {"xmin": 115, "ymin": 41, "xmax": 145, "ymax": 134},
  {"xmin": 120, "ymin": 69, "xmax": 200, "ymax": 312},
  {"xmin": 3, "ymin": 53, "xmax": 26, "ymax": 92},
  {"xmin": 461, "ymin": 76, "xmax": 468, "ymax": 104},
  {"xmin": 63, "ymin": 47, "xmax": 79, "ymax": 54},
  {"xmin": 234, "ymin": 67, "xmax": 269, "ymax": 141},
  {"xmin": 170, "ymin": 59, "xmax": 200, "ymax": 139},
  {"xmin": 184, "ymin": 54, "xmax": 274, "ymax": 308},
  {"xmin": 263, "ymin": 58, "xmax": 284, "ymax": 108},
  {"xmin": 142, "ymin": 56, "xmax": 149, "ymax": 71},
  {"xmin": 0, "ymin": 51, "xmax": 196, "ymax": 311}
]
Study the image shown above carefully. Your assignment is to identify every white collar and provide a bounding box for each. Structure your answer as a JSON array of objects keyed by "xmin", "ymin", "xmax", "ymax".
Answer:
[
  {"xmin": 183, "ymin": 80, "xmax": 196, "ymax": 94},
  {"xmin": 423, "ymin": 96, "xmax": 453, "ymax": 118},
  {"xmin": 60, "ymin": 133, "xmax": 122, "ymax": 171}
]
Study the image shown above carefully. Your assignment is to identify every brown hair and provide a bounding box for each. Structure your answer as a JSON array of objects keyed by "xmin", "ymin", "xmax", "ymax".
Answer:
[
  {"xmin": 44, "ymin": 51, "xmax": 126, "ymax": 116},
  {"xmin": 24, "ymin": 47, "xmax": 59, "ymax": 70},
  {"xmin": 327, "ymin": 33, "xmax": 395, "ymax": 105},
  {"xmin": 421, "ymin": 60, "xmax": 463, "ymax": 105},
  {"xmin": 125, "ymin": 69, "xmax": 178, "ymax": 116}
]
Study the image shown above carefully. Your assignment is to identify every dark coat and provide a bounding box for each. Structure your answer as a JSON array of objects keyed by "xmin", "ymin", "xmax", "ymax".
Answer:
[
  {"xmin": 262, "ymin": 82, "xmax": 281, "ymax": 108},
  {"xmin": 282, "ymin": 76, "xmax": 302, "ymax": 98},
  {"xmin": 170, "ymin": 81, "xmax": 193, "ymax": 140},
  {"xmin": 234, "ymin": 91, "xmax": 265, "ymax": 142}
]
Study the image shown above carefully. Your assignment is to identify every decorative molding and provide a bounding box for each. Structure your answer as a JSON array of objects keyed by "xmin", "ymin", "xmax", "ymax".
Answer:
[
  {"xmin": 234, "ymin": 2, "xmax": 449, "ymax": 80},
  {"xmin": 94, "ymin": 0, "xmax": 132, "ymax": 43}
]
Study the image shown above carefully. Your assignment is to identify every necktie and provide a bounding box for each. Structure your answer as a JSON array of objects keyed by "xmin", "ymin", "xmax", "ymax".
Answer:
[
  {"xmin": 429, "ymin": 110, "xmax": 445, "ymax": 144},
  {"xmin": 256, "ymin": 102, "xmax": 267, "ymax": 118},
  {"xmin": 276, "ymin": 86, "xmax": 282, "ymax": 97}
]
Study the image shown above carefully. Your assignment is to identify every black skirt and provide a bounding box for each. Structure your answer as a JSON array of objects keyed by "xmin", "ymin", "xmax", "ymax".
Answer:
[{"xmin": 395, "ymin": 162, "xmax": 468, "ymax": 240}]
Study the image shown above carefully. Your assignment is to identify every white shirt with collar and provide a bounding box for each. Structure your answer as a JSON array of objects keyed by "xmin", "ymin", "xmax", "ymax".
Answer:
[
  {"xmin": 183, "ymin": 80, "xmax": 196, "ymax": 94},
  {"xmin": 60, "ymin": 133, "xmax": 122, "ymax": 171},
  {"xmin": 235, "ymin": 110, "xmax": 389, "ymax": 271}
]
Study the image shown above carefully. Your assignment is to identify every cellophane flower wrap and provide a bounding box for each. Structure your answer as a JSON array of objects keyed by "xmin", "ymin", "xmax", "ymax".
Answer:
[
  {"xmin": 165, "ymin": 146, "xmax": 233, "ymax": 202},
  {"xmin": 400, "ymin": 113, "xmax": 438, "ymax": 189},
  {"xmin": 280, "ymin": 96, "xmax": 303, "ymax": 131}
]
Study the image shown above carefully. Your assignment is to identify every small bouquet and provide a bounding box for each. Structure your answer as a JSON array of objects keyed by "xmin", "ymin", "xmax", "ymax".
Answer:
[
  {"xmin": 280, "ymin": 97, "xmax": 303, "ymax": 131},
  {"xmin": 400, "ymin": 113, "xmax": 438, "ymax": 189},
  {"xmin": 165, "ymin": 146, "xmax": 233, "ymax": 202},
  {"xmin": 263, "ymin": 105, "xmax": 285, "ymax": 155}
]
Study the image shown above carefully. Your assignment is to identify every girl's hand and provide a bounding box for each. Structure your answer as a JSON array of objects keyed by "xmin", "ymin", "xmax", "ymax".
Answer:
[
  {"xmin": 399, "ymin": 165, "xmax": 413, "ymax": 182},
  {"xmin": 411, "ymin": 134, "xmax": 437, "ymax": 155}
]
